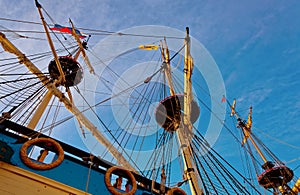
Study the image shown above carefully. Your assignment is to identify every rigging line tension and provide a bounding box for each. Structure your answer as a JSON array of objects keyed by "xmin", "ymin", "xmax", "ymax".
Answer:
[
  {"xmin": 0, "ymin": 16, "xmax": 185, "ymax": 40},
  {"xmin": 73, "ymin": 84, "xmax": 145, "ymax": 174},
  {"xmin": 0, "ymin": 17, "xmax": 42, "ymax": 25}
]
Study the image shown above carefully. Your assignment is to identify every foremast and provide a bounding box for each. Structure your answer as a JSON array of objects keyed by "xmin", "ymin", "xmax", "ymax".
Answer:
[{"xmin": 0, "ymin": 4, "xmax": 137, "ymax": 172}]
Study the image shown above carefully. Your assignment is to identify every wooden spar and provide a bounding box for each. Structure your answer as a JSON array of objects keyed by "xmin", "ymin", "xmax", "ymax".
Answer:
[
  {"xmin": 27, "ymin": 90, "xmax": 53, "ymax": 130},
  {"xmin": 0, "ymin": 32, "xmax": 136, "ymax": 172},
  {"xmin": 160, "ymin": 29, "xmax": 203, "ymax": 194},
  {"xmin": 177, "ymin": 27, "xmax": 203, "ymax": 195},
  {"xmin": 69, "ymin": 19, "xmax": 94, "ymax": 74},
  {"xmin": 162, "ymin": 38, "xmax": 175, "ymax": 96},
  {"xmin": 231, "ymin": 101, "xmax": 268, "ymax": 163},
  {"xmin": 35, "ymin": 0, "xmax": 65, "ymax": 85},
  {"xmin": 24, "ymin": 1, "xmax": 65, "ymax": 130},
  {"xmin": 162, "ymin": 28, "xmax": 203, "ymax": 194}
]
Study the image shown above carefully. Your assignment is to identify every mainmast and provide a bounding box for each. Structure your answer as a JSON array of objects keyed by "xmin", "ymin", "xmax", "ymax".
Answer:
[
  {"xmin": 177, "ymin": 27, "xmax": 203, "ymax": 195},
  {"xmin": 156, "ymin": 28, "xmax": 203, "ymax": 194}
]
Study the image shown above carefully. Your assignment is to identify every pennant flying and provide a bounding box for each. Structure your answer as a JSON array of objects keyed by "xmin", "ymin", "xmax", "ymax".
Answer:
[
  {"xmin": 50, "ymin": 24, "xmax": 87, "ymax": 39},
  {"xmin": 221, "ymin": 95, "xmax": 226, "ymax": 103}
]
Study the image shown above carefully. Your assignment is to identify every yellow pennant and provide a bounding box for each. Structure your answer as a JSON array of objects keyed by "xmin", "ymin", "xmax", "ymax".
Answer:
[{"xmin": 138, "ymin": 44, "xmax": 159, "ymax": 50}]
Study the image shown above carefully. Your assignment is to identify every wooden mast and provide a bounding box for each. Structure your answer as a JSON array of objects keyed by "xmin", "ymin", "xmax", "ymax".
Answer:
[
  {"xmin": 177, "ymin": 27, "xmax": 203, "ymax": 195},
  {"xmin": 230, "ymin": 101, "xmax": 268, "ymax": 163},
  {"xmin": 0, "ymin": 22, "xmax": 137, "ymax": 174},
  {"xmin": 161, "ymin": 28, "xmax": 203, "ymax": 194}
]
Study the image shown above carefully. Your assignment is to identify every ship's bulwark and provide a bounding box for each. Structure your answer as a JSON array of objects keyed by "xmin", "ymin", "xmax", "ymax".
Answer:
[{"xmin": 0, "ymin": 119, "xmax": 155, "ymax": 195}]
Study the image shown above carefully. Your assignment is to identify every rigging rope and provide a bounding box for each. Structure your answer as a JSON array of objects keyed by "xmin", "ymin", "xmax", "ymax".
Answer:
[
  {"xmin": 0, "ymin": 17, "xmax": 185, "ymax": 40},
  {"xmin": 0, "ymin": 17, "xmax": 42, "ymax": 25},
  {"xmin": 1, "ymin": 14, "xmax": 279, "ymax": 194},
  {"xmin": 192, "ymin": 135, "xmax": 249, "ymax": 194},
  {"xmin": 253, "ymin": 127, "xmax": 300, "ymax": 151},
  {"xmin": 73, "ymin": 81, "xmax": 145, "ymax": 174},
  {"xmin": 192, "ymin": 130, "xmax": 263, "ymax": 194}
]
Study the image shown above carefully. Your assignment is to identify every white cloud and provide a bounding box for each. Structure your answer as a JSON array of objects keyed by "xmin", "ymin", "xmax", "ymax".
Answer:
[{"xmin": 238, "ymin": 88, "xmax": 272, "ymax": 107}]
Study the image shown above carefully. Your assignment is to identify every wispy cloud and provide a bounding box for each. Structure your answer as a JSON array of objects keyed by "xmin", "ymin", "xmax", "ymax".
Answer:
[
  {"xmin": 237, "ymin": 88, "xmax": 272, "ymax": 107},
  {"xmin": 234, "ymin": 28, "xmax": 264, "ymax": 58}
]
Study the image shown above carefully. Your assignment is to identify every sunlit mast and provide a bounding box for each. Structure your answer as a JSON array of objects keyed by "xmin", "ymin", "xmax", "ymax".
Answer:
[
  {"xmin": 162, "ymin": 27, "xmax": 203, "ymax": 195},
  {"xmin": 0, "ymin": 0, "xmax": 137, "ymax": 172},
  {"xmin": 230, "ymin": 100, "xmax": 300, "ymax": 194},
  {"xmin": 180, "ymin": 27, "xmax": 203, "ymax": 195}
]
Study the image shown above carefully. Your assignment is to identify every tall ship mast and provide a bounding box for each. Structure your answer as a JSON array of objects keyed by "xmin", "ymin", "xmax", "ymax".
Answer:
[
  {"xmin": 0, "ymin": 1, "xmax": 299, "ymax": 195},
  {"xmin": 229, "ymin": 100, "xmax": 300, "ymax": 194}
]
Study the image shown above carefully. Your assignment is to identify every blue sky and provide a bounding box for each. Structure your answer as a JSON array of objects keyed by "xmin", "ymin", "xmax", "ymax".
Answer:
[{"xmin": 1, "ymin": 0, "xmax": 300, "ymax": 194}]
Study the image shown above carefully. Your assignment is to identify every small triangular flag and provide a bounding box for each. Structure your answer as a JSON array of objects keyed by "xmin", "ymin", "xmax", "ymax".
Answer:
[{"xmin": 221, "ymin": 95, "xmax": 226, "ymax": 103}]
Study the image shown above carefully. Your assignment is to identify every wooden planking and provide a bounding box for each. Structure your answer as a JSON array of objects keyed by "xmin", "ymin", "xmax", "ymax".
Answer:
[{"xmin": 0, "ymin": 162, "xmax": 91, "ymax": 195}]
